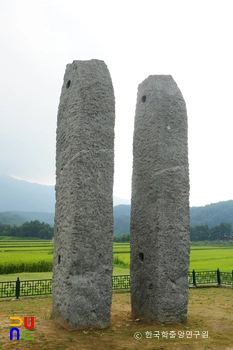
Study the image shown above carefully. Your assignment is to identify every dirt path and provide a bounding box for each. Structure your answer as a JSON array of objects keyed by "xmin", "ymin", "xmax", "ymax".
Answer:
[{"xmin": 0, "ymin": 288, "xmax": 233, "ymax": 349}]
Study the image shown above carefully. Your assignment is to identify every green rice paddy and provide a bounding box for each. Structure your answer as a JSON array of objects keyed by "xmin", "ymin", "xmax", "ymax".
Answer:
[{"xmin": 0, "ymin": 240, "xmax": 232, "ymax": 280}]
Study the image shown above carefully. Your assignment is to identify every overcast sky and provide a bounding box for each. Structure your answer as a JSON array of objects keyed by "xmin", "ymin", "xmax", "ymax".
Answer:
[{"xmin": 1, "ymin": 0, "xmax": 232, "ymax": 207}]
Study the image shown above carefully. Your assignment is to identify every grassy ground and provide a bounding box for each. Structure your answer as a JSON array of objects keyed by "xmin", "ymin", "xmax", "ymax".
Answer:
[
  {"xmin": 0, "ymin": 288, "xmax": 233, "ymax": 349},
  {"xmin": 189, "ymin": 247, "xmax": 233, "ymax": 271},
  {"xmin": 0, "ymin": 266, "xmax": 129, "ymax": 282},
  {"xmin": 113, "ymin": 246, "xmax": 233, "ymax": 271}
]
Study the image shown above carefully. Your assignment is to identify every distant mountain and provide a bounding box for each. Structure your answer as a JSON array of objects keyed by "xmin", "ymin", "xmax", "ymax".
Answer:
[
  {"xmin": 0, "ymin": 174, "xmax": 55, "ymax": 212},
  {"xmin": 113, "ymin": 204, "xmax": 131, "ymax": 217},
  {"xmin": 0, "ymin": 207, "xmax": 130, "ymax": 228},
  {"xmin": 190, "ymin": 200, "xmax": 233, "ymax": 227},
  {"xmin": 0, "ymin": 211, "xmax": 55, "ymax": 226},
  {"xmin": 0, "ymin": 212, "xmax": 26, "ymax": 226},
  {"xmin": 113, "ymin": 201, "xmax": 233, "ymax": 235},
  {"xmin": 113, "ymin": 197, "xmax": 131, "ymax": 206},
  {"xmin": 1, "ymin": 175, "xmax": 232, "ymax": 233},
  {"xmin": 0, "ymin": 175, "xmax": 130, "ymax": 212},
  {"xmin": 113, "ymin": 205, "xmax": 131, "ymax": 235}
]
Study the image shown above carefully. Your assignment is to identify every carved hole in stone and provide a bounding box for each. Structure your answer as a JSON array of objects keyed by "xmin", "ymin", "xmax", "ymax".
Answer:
[
  {"xmin": 66, "ymin": 80, "xmax": 71, "ymax": 88},
  {"xmin": 149, "ymin": 283, "xmax": 153, "ymax": 289},
  {"xmin": 141, "ymin": 95, "xmax": 146, "ymax": 103},
  {"xmin": 139, "ymin": 252, "xmax": 144, "ymax": 261},
  {"xmin": 58, "ymin": 255, "xmax": 61, "ymax": 264}
]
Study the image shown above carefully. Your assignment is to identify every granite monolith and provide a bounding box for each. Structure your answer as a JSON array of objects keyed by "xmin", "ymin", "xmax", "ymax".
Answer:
[
  {"xmin": 130, "ymin": 75, "xmax": 190, "ymax": 323},
  {"xmin": 52, "ymin": 59, "xmax": 115, "ymax": 330}
]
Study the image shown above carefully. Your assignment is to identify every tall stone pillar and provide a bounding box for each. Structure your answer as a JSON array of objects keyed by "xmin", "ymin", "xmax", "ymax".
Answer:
[
  {"xmin": 130, "ymin": 75, "xmax": 190, "ymax": 323},
  {"xmin": 52, "ymin": 60, "xmax": 115, "ymax": 330}
]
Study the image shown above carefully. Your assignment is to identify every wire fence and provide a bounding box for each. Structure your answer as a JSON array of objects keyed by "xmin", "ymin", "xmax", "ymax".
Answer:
[{"xmin": 0, "ymin": 269, "xmax": 232, "ymax": 299}]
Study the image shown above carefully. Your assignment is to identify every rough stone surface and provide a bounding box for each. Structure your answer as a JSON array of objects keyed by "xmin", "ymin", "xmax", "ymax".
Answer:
[
  {"xmin": 52, "ymin": 59, "xmax": 115, "ymax": 330},
  {"xmin": 130, "ymin": 75, "xmax": 190, "ymax": 323}
]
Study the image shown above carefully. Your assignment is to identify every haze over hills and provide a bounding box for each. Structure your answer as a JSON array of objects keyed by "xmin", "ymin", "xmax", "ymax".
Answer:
[
  {"xmin": 113, "ymin": 201, "xmax": 233, "ymax": 235},
  {"xmin": 0, "ymin": 175, "xmax": 233, "ymax": 235},
  {"xmin": 0, "ymin": 174, "xmax": 55, "ymax": 212},
  {"xmin": 190, "ymin": 200, "xmax": 233, "ymax": 227},
  {"xmin": 0, "ymin": 174, "xmax": 130, "ymax": 212}
]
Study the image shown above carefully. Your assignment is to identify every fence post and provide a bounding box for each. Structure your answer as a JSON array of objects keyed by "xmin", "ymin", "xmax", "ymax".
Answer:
[
  {"xmin": 192, "ymin": 269, "xmax": 196, "ymax": 287},
  {"xmin": 15, "ymin": 277, "xmax": 20, "ymax": 299},
  {"xmin": 217, "ymin": 268, "xmax": 221, "ymax": 286}
]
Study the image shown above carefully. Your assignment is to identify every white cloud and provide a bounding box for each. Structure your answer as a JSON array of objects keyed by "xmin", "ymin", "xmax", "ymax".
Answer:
[{"xmin": 1, "ymin": 0, "xmax": 233, "ymax": 205}]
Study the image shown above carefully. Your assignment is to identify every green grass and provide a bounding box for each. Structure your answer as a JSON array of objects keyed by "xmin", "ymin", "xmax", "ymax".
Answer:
[
  {"xmin": 113, "ymin": 253, "xmax": 130, "ymax": 266},
  {"xmin": 0, "ymin": 240, "xmax": 233, "ymax": 278},
  {"xmin": 113, "ymin": 244, "xmax": 233, "ymax": 271},
  {"xmin": 112, "ymin": 266, "xmax": 129, "ymax": 275},
  {"xmin": 0, "ymin": 240, "xmax": 53, "ymax": 249},
  {"xmin": 0, "ymin": 236, "xmax": 48, "ymax": 240},
  {"xmin": 112, "ymin": 243, "xmax": 130, "ymax": 254},
  {"xmin": 0, "ymin": 271, "xmax": 52, "ymax": 282},
  {"xmin": 0, "ymin": 266, "xmax": 130, "ymax": 282},
  {"xmin": 0, "ymin": 250, "xmax": 53, "ymax": 274},
  {"xmin": 189, "ymin": 247, "xmax": 233, "ymax": 271},
  {"xmin": 0, "ymin": 251, "xmax": 52, "ymax": 265}
]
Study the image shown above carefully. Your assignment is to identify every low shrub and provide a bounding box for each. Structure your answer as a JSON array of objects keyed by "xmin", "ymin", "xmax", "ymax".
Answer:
[{"xmin": 0, "ymin": 261, "xmax": 53, "ymax": 274}]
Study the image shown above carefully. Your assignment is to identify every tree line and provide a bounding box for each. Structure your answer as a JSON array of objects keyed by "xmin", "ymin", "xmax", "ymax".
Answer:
[
  {"xmin": 190, "ymin": 222, "xmax": 232, "ymax": 241},
  {"xmin": 0, "ymin": 220, "xmax": 53, "ymax": 239},
  {"xmin": 0, "ymin": 220, "xmax": 232, "ymax": 242},
  {"xmin": 114, "ymin": 222, "xmax": 233, "ymax": 242},
  {"xmin": 113, "ymin": 233, "xmax": 130, "ymax": 242}
]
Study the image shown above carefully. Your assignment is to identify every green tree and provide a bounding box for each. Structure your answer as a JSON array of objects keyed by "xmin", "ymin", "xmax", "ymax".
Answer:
[{"xmin": 210, "ymin": 222, "xmax": 232, "ymax": 241}]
